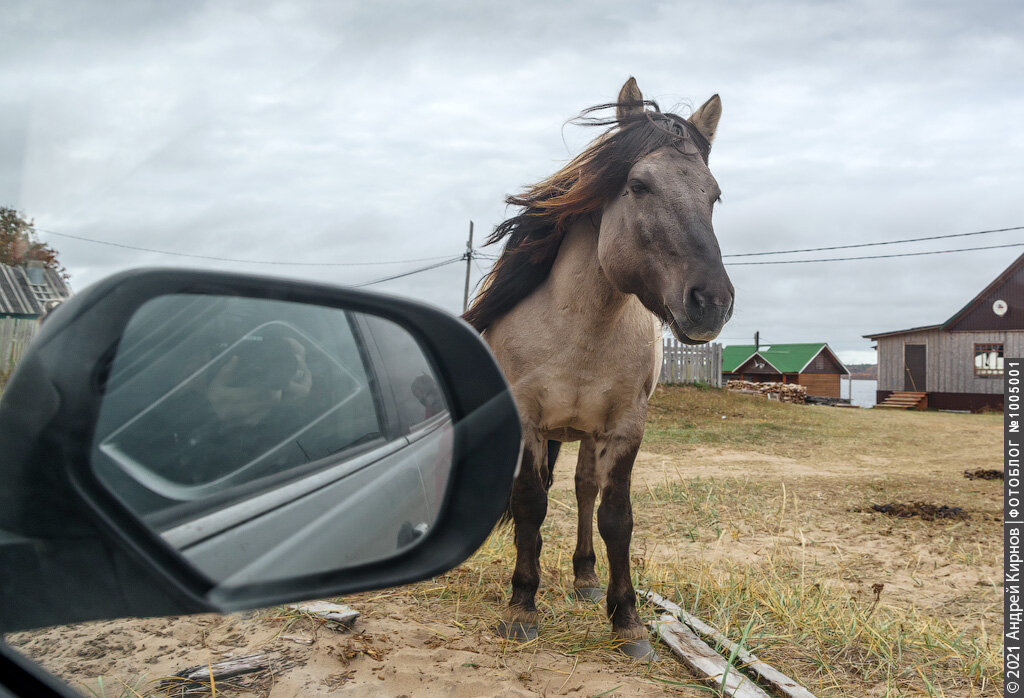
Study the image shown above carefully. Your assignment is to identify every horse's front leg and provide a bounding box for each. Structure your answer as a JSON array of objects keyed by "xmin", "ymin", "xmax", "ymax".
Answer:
[
  {"xmin": 595, "ymin": 427, "xmax": 656, "ymax": 660},
  {"xmin": 572, "ymin": 437, "xmax": 604, "ymax": 602},
  {"xmin": 495, "ymin": 429, "xmax": 548, "ymax": 641}
]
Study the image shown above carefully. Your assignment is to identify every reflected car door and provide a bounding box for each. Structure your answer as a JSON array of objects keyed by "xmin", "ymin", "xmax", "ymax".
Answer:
[
  {"xmin": 167, "ymin": 314, "xmax": 450, "ymax": 588},
  {"xmin": 359, "ymin": 314, "xmax": 455, "ymax": 524},
  {"xmin": 90, "ymin": 296, "xmax": 450, "ymax": 589}
]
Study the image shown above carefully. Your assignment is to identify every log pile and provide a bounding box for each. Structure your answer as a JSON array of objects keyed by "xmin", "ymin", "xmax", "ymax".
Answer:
[{"xmin": 726, "ymin": 380, "xmax": 807, "ymax": 404}]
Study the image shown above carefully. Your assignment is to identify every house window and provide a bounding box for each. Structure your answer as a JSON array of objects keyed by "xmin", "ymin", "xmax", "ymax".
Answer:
[{"xmin": 974, "ymin": 343, "xmax": 1003, "ymax": 377}]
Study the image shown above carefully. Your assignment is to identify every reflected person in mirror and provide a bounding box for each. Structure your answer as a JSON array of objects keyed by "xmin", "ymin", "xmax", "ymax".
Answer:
[
  {"xmin": 206, "ymin": 336, "xmax": 313, "ymax": 427},
  {"xmin": 165, "ymin": 330, "xmax": 319, "ymax": 484},
  {"xmin": 411, "ymin": 374, "xmax": 444, "ymax": 420}
]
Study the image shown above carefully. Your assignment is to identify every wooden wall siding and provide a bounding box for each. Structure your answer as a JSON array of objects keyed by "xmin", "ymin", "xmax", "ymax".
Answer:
[
  {"xmin": 732, "ymin": 373, "xmax": 782, "ymax": 383},
  {"xmin": 733, "ymin": 355, "xmax": 780, "ymax": 375},
  {"xmin": 876, "ymin": 329, "xmax": 1023, "ymax": 394},
  {"xmin": 802, "ymin": 350, "xmax": 845, "ymax": 374},
  {"xmin": 946, "ymin": 261, "xmax": 1024, "ymax": 332},
  {"xmin": 661, "ymin": 339, "xmax": 722, "ymax": 387},
  {"xmin": 0, "ymin": 317, "xmax": 38, "ymax": 368},
  {"xmin": 797, "ymin": 372, "xmax": 841, "ymax": 398}
]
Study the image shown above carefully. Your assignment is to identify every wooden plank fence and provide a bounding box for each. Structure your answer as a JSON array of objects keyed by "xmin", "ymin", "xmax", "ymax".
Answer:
[
  {"xmin": 660, "ymin": 339, "xmax": 722, "ymax": 387},
  {"xmin": 1, "ymin": 317, "xmax": 39, "ymax": 371}
]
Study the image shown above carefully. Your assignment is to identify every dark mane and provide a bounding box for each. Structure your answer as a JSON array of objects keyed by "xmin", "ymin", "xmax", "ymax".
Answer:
[{"xmin": 462, "ymin": 100, "xmax": 710, "ymax": 332}]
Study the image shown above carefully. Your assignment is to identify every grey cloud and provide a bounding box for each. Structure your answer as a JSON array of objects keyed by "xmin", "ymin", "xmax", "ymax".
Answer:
[{"xmin": 1, "ymin": 0, "xmax": 1021, "ymax": 361}]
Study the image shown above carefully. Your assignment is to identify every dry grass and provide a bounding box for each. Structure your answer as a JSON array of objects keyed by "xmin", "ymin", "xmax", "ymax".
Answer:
[
  {"xmin": 8, "ymin": 386, "xmax": 1004, "ymax": 696},
  {"xmin": 346, "ymin": 386, "xmax": 1004, "ymax": 697},
  {"xmin": 644, "ymin": 384, "xmax": 999, "ymax": 463}
]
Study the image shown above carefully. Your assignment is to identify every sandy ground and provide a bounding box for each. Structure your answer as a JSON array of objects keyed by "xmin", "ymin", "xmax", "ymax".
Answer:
[
  {"xmin": 6, "ymin": 406, "xmax": 1004, "ymax": 697},
  {"xmin": 623, "ymin": 446, "xmax": 1003, "ymax": 627}
]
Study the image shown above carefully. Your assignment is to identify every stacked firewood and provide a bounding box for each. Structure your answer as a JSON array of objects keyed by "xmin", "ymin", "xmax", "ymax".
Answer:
[{"xmin": 726, "ymin": 380, "xmax": 807, "ymax": 404}]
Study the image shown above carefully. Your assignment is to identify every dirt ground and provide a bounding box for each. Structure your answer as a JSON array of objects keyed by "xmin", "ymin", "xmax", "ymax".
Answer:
[{"xmin": 6, "ymin": 390, "xmax": 1004, "ymax": 697}]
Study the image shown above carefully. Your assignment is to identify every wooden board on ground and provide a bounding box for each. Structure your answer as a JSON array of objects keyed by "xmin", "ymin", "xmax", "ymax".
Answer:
[
  {"xmin": 643, "ymin": 590, "xmax": 818, "ymax": 698},
  {"xmin": 653, "ymin": 615, "xmax": 770, "ymax": 698},
  {"xmin": 160, "ymin": 652, "xmax": 294, "ymax": 695}
]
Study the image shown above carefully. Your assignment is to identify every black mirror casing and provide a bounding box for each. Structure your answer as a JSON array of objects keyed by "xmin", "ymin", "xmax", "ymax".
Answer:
[{"xmin": 0, "ymin": 268, "xmax": 521, "ymax": 633}]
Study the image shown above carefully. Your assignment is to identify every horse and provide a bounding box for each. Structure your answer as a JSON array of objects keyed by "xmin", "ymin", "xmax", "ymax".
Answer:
[{"xmin": 463, "ymin": 77, "xmax": 734, "ymax": 660}]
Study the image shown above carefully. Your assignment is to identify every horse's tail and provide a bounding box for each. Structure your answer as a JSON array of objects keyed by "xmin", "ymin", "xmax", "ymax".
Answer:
[{"xmin": 498, "ymin": 440, "xmax": 562, "ymax": 526}]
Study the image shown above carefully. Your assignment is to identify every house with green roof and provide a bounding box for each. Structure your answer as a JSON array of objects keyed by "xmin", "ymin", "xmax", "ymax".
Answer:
[{"xmin": 722, "ymin": 343, "xmax": 849, "ymax": 398}]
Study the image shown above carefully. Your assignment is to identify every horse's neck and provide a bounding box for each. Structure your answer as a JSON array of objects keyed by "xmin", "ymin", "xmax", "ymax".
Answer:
[
  {"xmin": 548, "ymin": 219, "xmax": 632, "ymax": 325},
  {"xmin": 495, "ymin": 218, "xmax": 660, "ymax": 430}
]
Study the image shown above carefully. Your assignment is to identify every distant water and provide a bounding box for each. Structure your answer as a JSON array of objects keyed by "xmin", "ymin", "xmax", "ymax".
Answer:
[{"xmin": 840, "ymin": 378, "xmax": 877, "ymax": 408}]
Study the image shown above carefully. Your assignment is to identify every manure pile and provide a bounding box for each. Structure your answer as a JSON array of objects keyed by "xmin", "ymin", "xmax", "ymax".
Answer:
[
  {"xmin": 868, "ymin": 502, "xmax": 969, "ymax": 521},
  {"xmin": 963, "ymin": 468, "xmax": 1003, "ymax": 480}
]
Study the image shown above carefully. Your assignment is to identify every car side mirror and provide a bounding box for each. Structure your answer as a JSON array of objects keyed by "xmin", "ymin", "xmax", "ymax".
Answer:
[{"xmin": 0, "ymin": 269, "xmax": 521, "ymax": 632}]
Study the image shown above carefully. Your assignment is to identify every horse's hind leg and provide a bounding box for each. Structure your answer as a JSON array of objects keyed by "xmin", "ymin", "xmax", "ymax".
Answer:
[
  {"xmin": 596, "ymin": 429, "xmax": 657, "ymax": 661},
  {"xmin": 572, "ymin": 437, "xmax": 604, "ymax": 603},
  {"xmin": 495, "ymin": 430, "xmax": 548, "ymax": 642}
]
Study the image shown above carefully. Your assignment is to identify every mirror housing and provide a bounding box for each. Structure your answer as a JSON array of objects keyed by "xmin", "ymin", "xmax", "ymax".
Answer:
[{"xmin": 0, "ymin": 269, "xmax": 521, "ymax": 632}]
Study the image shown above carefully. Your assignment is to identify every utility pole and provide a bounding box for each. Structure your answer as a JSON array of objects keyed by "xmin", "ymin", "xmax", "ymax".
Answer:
[
  {"xmin": 462, "ymin": 220, "xmax": 474, "ymax": 312},
  {"xmin": 754, "ymin": 330, "xmax": 759, "ymax": 352}
]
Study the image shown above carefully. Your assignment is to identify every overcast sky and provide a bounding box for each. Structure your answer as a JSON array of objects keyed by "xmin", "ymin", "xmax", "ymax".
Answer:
[{"xmin": 2, "ymin": 0, "xmax": 1022, "ymax": 363}]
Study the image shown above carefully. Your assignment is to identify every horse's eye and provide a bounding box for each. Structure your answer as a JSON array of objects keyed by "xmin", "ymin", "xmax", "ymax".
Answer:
[{"xmin": 629, "ymin": 180, "xmax": 649, "ymax": 195}]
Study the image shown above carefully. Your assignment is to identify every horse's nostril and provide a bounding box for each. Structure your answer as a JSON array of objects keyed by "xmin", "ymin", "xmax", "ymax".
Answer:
[
  {"xmin": 686, "ymin": 288, "xmax": 707, "ymax": 323},
  {"xmin": 684, "ymin": 287, "xmax": 733, "ymax": 326}
]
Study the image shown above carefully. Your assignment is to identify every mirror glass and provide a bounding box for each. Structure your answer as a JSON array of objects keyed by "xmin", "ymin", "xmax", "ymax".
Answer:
[{"xmin": 91, "ymin": 294, "xmax": 453, "ymax": 589}]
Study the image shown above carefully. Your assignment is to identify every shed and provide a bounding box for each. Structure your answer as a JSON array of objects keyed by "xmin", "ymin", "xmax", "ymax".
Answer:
[
  {"xmin": 1, "ymin": 262, "xmax": 71, "ymax": 367},
  {"xmin": 722, "ymin": 343, "xmax": 850, "ymax": 398},
  {"xmin": 864, "ymin": 252, "xmax": 1023, "ymax": 411}
]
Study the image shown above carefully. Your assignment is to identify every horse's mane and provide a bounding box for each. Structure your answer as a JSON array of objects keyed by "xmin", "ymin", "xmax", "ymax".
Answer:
[{"xmin": 462, "ymin": 100, "xmax": 710, "ymax": 333}]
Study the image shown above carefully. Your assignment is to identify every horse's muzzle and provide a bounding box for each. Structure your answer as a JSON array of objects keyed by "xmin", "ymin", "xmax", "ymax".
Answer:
[{"xmin": 669, "ymin": 286, "xmax": 734, "ymax": 344}]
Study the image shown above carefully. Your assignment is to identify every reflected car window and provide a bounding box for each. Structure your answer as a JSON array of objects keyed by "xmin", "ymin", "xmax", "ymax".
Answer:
[
  {"xmin": 363, "ymin": 315, "xmax": 448, "ymax": 432},
  {"xmin": 94, "ymin": 295, "xmax": 382, "ymax": 508}
]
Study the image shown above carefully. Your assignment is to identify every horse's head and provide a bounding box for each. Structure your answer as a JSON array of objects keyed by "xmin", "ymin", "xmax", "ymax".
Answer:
[{"xmin": 598, "ymin": 78, "xmax": 734, "ymax": 345}]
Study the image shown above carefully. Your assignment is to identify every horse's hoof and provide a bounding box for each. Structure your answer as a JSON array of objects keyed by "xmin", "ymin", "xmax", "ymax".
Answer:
[
  {"xmin": 493, "ymin": 621, "xmax": 538, "ymax": 642},
  {"xmin": 573, "ymin": 587, "xmax": 605, "ymax": 603},
  {"xmin": 616, "ymin": 638, "xmax": 659, "ymax": 662}
]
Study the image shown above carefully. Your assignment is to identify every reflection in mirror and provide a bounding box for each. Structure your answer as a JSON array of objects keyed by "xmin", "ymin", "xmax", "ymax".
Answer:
[{"xmin": 92, "ymin": 294, "xmax": 453, "ymax": 589}]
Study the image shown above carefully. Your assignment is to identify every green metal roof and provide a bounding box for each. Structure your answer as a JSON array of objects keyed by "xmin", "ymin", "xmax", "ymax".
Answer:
[
  {"xmin": 722, "ymin": 345, "xmax": 761, "ymax": 373},
  {"xmin": 722, "ymin": 343, "xmax": 848, "ymax": 374}
]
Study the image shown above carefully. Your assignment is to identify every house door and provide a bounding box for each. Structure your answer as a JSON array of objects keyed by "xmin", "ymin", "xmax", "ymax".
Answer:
[{"xmin": 903, "ymin": 344, "xmax": 926, "ymax": 392}]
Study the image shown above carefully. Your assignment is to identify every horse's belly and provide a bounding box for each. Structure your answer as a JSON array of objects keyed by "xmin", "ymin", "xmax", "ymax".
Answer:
[{"xmin": 542, "ymin": 426, "xmax": 591, "ymax": 442}]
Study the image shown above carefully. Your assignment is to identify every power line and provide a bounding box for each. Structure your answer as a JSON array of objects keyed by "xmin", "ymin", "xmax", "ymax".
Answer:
[
  {"xmin": 35, "ymin": 228, "xmax": 458, "ymax": 267},
  {"xmin": 353, "ymin": 257, "xmax": 464, "ymax": 287},
  {"xmin": 349, "ymin": 241, "xmax": 1020, "ymax": 286},
  {"xmin": 472, "ymin": 225, "xmax": 1024, "ymax": 262},
  {"xmin": 33, "ymin": 223, "xmax": 1023, "ymax": 270},
  {"xmin": 726, "ymin": 241, "xmax": 1024, "ymax": 265},
  {"xmin": 722, "ymin": 225, "xmax": 1022, "ymax": 258}
]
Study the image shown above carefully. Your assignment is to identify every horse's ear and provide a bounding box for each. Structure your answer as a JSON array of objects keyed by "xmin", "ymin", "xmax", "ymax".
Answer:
[
  {"xmin": 616, "ymin": 77, "xmax": 644, "ymax": 123},
  {"xmin": 689, "ymin": 94, "xmax": 722, "ymax": 143}
]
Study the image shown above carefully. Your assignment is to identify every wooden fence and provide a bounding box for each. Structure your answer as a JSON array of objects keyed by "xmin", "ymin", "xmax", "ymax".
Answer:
[
  {"xmin": 1, "ymin": 317, "xmax": 38, "ymax": 370},
  {"xmin": 660, "ymin": 339, "xmax": 723, "ymax": 387}
]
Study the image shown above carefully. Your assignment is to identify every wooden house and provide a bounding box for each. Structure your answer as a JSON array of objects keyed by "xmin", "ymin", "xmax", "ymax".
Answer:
[
  {"xmin": 721, "ymin": 343, "xmax": 850, "ymax": 398},
  {"xmin": 864, "ymin": 252, "xmax": 1023, "ymax": 411},
  {"xmin": 1, "ymin": 262, "xmax": 71, "ymax": 367}
]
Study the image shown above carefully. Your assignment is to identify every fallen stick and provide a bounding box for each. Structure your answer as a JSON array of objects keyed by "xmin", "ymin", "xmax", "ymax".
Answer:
[
  {"xmin": 160, "ymin": 652, "xmax": 290, "ymax": 695},
  {"xmin": 653, "ymin": 615, "xmax": 770, "ymax": 698},
  {"xmin": 288, "ymin": 601, "xmax": 360, "ymax": 630},
  {"xmin": 642, "ymin": 590, "xmax": 818, "ymax": 698}
]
